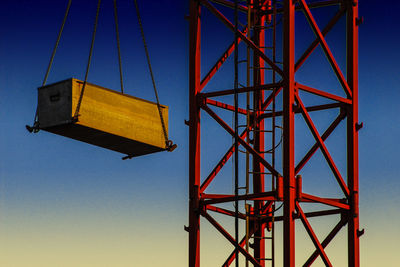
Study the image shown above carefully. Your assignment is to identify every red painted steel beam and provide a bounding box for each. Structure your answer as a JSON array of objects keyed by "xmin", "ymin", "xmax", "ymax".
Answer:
[
  {"xmin": 346, "ymin": 1, "xmax": 360, "ymax": 266},
  {"xmin": 200, "ymin": 128, "xmax": 249, "ymax": 193},
  {"xmin": 200, "ymin": 0, "xmax": 284, "ymax": 77},
  {"xmin": 209, "ymin": 0, "xmax": 248, "ymax": 12},
  {"xmin": 200, "ymin": 27, "xmax": 248, "ymax": 91},
  {"xmin": 259, "ymin": 102, "xmax": 342, "ymax": 120},
  {"xmin": 206, "ymin": 99, "xmax": 249, "ymax": 115},
  {"xmin": 252, "ymin": 2, "xmax": 267, "ymax": 262},
  {"xmin": 299, "ymin": 0, "xmax": 352, "ymax": 98},
  {"xmin": 201, "ymin": 82, "xmax": 282, "ymax": 98},
  {"xmin": 223, "ymin": 224, "xmax": 258, "ymax": 266},
  {"xmin": 261, "ymin": 200, "xmax": 274, "ymax": 214},
  {"xmin": 283, "ymin": 1, "xmax": 296, "ymax": 266},
  {"xmin": 261, "ymin": 85, "xmax": 282, "ymax": 111},
  {"xmin": 264, "ymin": 208, "xmax": 342, "ymax": 223},
  {"xmin": 295, "ymin": 6, "xmax": 346, "ymax": 72},
  {"xmin": 202, "ymin": 191, "xmax": 276, "ymax": 205},
  {"xmin": 295, "ymin": 82, "xmax": 352, "ymax": 104},
  {"xmin": 304, "ymin": 217, "xmax": 347, "ymax": 266},
  {"xmin": 296, "ymin": 94, "xmax": 350, "ymax": 197},
  {"xmin": 202, "ymin": 193, "xmax": 235, "ymax": 199},
  {"xmin": 206, "ymin": 205, "xmax": 247, "ymax": 219},
  {"xmin": 201, "ymin": 104, "xmax": 281, "ymax": 177},
  {"xmin": 264, "ymin": 0, "xmax": 344, "ymax": 15},
  {"xmin": 201, "ymin": 211, "xmax": 262, "ymax": 267},
  {"xmin": 296, "ymin": 203, "xmax": 333, "ymax": 267},
  {"xmin": 301, "ymin": 193, "xmax": 350, "ymax": 210},
  {"xmin": 188, "ymin": 1, "xmax": 201, "ymax": 266},
  {"xmin": 295, "ymin": 111, "xmax": 346, "ymax": 174},
  {"xmin": 300, "ymin": 208, "xmax": 343, "ymax": 218}
]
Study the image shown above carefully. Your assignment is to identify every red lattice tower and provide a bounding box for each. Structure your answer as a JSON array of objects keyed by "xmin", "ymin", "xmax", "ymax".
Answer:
[{"xmin": 188, "ymin": 0, "xmax": 361, "ymax": 266}]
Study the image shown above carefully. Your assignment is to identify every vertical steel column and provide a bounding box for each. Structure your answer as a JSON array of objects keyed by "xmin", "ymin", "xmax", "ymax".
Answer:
[
  {"xmin": 189, "ymin": 1, "xmax": 201, "ymax": 266},
  {"xmin": 252, "ymin": 1, "xmax": 266, "ymax": 265},
  {"xmin": 283, "ymin": 1, "xmax": 296, "ymax": 266},
  {"xmin": 346, "ymin": 0, "xmax": 360, "ymax": 266}
]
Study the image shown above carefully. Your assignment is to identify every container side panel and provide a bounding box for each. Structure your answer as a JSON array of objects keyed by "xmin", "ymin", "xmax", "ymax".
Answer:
[
  {"xmin": 72, "ymin": 79, "xmax": 168, "ymax": 149},
  {"xmin": 38, "ymin": 79, "xmax": 72, "ymax": 128}
]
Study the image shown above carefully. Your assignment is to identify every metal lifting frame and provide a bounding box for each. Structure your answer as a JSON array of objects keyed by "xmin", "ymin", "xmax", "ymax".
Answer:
[{"xmin": 188, "ymin": 0, "xmax": 360, "ymax": 266}]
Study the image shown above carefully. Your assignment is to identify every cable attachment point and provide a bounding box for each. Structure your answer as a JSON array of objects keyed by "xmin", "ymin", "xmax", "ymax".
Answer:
[
  {"xmin": 355, "ymin": 122, "xmax": 363, "ymax": 131},
  {"xmin": 122, "ymin": 154, "xmax": 134, "ymax": 160},
  {"xmin": 25, "ymin": 123, "xmax": 40, "ymax": 133},
  {"xmin": 71, "ymin": 115, "xmax": 80, "ymax": 123},
  {"xmin": 166, "ymin": 140, "xmax": 177, "ymax": 152},
  {"xmin": 357, "ymin": 228, "xmax": 365, "ymax": 237}
]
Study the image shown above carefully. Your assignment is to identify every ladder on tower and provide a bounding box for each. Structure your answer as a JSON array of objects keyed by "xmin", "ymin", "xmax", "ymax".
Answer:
[{"xmin": 239, "ymin": 1, "xmax": 282, "ymax": 266}]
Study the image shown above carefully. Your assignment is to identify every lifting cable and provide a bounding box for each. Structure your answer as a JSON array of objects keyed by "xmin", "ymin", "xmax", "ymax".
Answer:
[
  {"xmin": 27, "ymin": 0, "xmax": 72, "ymax": 132},
  {"xmin": 29, "ymin": 0, "xmax": 176, "ymax": 153},
  {"xmin": 73, "ymin": 0, "xmax": 102, "ymax": 121},
  {"xmin": 133, "ymin": 0, "xmax": 176, "ymax": 151},
  {"xmin": 113, "ymin": 0, "xmax": 124, "ymax": 93}
]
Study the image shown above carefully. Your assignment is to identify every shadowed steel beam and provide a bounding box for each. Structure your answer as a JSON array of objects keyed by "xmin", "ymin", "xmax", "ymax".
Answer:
[
  {"xmin": 202, "ymin": 211, "xmax": 262, "ymax": 267},
  {"xmin": 259, "ymin": 102, "xmax": 342, "ymax": 120},
  {"xmin": 295, "ymin": 111, "xmax": 345, "ymax": 174},
  {"xmin": 201, "ymin": 82, "xmax": 282, "ymax": 98},
  {"xmin": 200, "ymin": 27, "xmax": 248, "ymax": 91},
  {"xmin": 201, "ymin": 0, "xmax": 284, "ymax": 76},
  {"xmin": 296, "ymin": 82, "xmax": 352, "ymax": 104},
  {"xmin": 299, "ymin": 0, "xmax": 352, "ymax": 98},
  {"xmin": 206, "ymin": 99, "xmax": 249, "ymax": 115},
  {"xmin": 303, "ymin": 218, "xmax": 347, "ymax": 266},
  {"xmin": 295, "ymin": 6, "xmax": 346, "ymax": 71},
  {"xmin": 188, "ymin": 1, "xmax": 201, "ymax": 266},
  {"xmin": 202, "ymin": 104, "xmax": 281, "ymax": 177},
  {"xmin": 296, "ymin": 94, "xmax": 350, "ymax": 198},
  {"xmin": 283, "ymin": 0, "xmax": 296, "ymax": 265},
  {"xmin": 346, "ymin": 0, "xmax": 360, "ymax": 265},
  {"xmin": 296, "ymin": 203, "xmax": 333, "ymax": 267},
  {"xmin": 223, "ymin": 225, "xmax": 257, "ymax": 266},
  {"xmin": 200, "ymin": 128, "xmax": 249, "ymax": 193},
  {"xmin": 301, "ymin": 193, "xmax": 350, "ymax": 210}
]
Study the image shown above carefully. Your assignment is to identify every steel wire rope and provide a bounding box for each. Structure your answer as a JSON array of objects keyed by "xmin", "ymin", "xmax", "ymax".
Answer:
[
  {"xmin": 113, "ymin": 0, "xmax": 124, "ymax": 93},
  {"xmin": 73, "ymin": 0, "xmax": 102, "ymax": 120},
  {"xmin": 28, "ymin": 0, "xmax": 72, "ymax": 132},
  {"xmin": 133, "ymin": 0, "xmax": 175, "ymax": 151}
]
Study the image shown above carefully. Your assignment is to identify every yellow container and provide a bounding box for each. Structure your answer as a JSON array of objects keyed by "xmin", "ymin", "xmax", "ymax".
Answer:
[{"xmin": 37, "ymin": 78, "xmax": 168, "ymax": 157}]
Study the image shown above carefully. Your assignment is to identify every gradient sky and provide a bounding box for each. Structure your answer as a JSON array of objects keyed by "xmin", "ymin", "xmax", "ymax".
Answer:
[{"xmin": 0, "ymin": 0, "xmax": 399, "ymax": 266}]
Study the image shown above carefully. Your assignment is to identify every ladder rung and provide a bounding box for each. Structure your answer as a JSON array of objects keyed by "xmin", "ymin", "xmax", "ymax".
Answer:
[
  {"xmin": 259, "ymin": 150, "xmax": 273, "ymax": 154},
  {"xmin": 252, "ymin": 129, "xmax": 273, "ymax": 132},
  {"xmin": 257, "ymin": 258, "xmax": 273, "ymax": 261},
  {"xmin": 252, "ymin": 236, "xmax": 273, "ymax": 240},
  {"xmin": 248, "ymin": 171, "xmax": 272, "ymax": 175},
  {"xmin": 252, "ymin": 25, "xmax": 273, "ymax": 30},
  {"xmin": 250, "ymin": 66, "xmax": 273, "ymax": 70}
]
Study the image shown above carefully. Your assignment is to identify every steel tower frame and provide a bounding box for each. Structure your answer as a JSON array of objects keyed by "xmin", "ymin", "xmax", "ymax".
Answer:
[{"xmin": 188, "ymin": 0, "xmax": 361, "ymax": 266}]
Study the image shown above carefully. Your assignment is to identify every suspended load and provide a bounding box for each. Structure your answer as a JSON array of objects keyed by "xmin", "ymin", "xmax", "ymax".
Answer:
[
  {"xmin": 26, "ymin": 0, "xmax": 176, "ymax": 157},
  {"xmin": 33, "ymin": 78, "xmax": 170, "ymax": 157}
]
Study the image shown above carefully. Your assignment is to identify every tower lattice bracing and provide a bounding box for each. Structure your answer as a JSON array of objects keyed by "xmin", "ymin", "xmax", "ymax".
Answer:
[{"xmin": 188, "ymin": 0, "xmax": 360, "ymax": 266}]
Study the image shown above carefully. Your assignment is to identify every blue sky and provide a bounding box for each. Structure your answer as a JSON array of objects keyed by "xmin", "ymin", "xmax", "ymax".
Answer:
[{"xmin": 0, "ymin": 0, "xmax": 399, "ymax": 266}]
